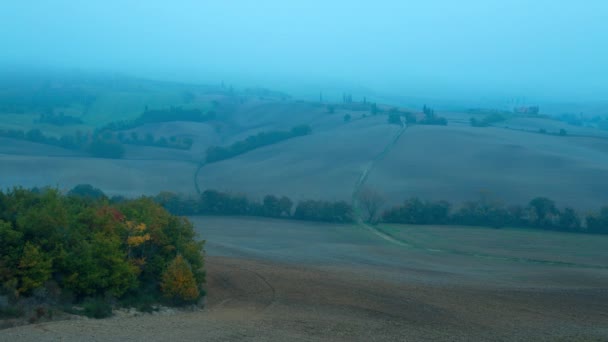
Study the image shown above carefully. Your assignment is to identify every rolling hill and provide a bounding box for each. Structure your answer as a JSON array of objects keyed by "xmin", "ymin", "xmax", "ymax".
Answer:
[{"xmin": 1, "ymin": 74, "xmax": 608, "ymax": 211}]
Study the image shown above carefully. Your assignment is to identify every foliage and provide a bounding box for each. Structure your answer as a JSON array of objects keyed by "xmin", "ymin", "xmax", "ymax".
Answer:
[
  {"xmin": 67, "ymin": 184, "xmax": 107, "ymax": 201},
  {"xmin": 357, "ymin": 187, "xmax": 385, "ymax": 222},
  {"xmin": 470, "ymin": 113, "xmax": 507, "ymax": 127},
  {"xmin": 82, "ymin": 297, "xmax": 113, "ymax": 318},
  {"xmin": 17, "ymin": 243, "xmax": 53, "ymax": 295},
  {"xmin": 294, "ymin": 200, "xmax": 354, "ymax": 223},
  {"xmin": 153, "ymin": 190, "xmax": 353, "ymax": 223},
  {"xmin": 99, "ymin": 107, "xmax": 215, "ymax": 132},
  {"xmin": 382, "ymin": 198, "xmax": 451, "ymax": 225},
  {"xmin": 0, "ymin": 188, "xmax": 205, "ymax": 314},
  {"xmin": 586, "ymin": 207, "xmax": 608, "ymax": 234},
  {"xmin": 381, "ymin": 195, "xmax": 601, "ymax": 234},
  {"xmin": 161, "ymin": 255, "xmax": 200, "ymax": 303},
  {"xmin": 206, "ymin": 125, "xmax": 312, "ymax": 163}
]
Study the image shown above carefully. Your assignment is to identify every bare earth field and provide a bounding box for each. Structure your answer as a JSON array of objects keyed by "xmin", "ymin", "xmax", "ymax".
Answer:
[
  {"xmin": 197, "ymin": 116, "xmax": 400, "ymax": 202},
  {"xmin": 2, "ymin": 98, "xmax": 608, "ymax": 210},
  {"xmin": 0, "ymin": 153, "xmax": 197, "ymax": 197},
  {"xmin": 2, "ymin": 216, "xmax": 607, "ymax": 341},
  {"xmin": 368, "ymin": 125, "xmax": 608, "ymax": 209}
]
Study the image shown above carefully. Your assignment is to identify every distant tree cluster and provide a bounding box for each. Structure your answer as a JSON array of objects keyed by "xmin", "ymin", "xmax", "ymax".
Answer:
[
  {"xmin": 470, "ymin": 113, "xmax": 507, "ymax": 127},
  {"xmin": 293, "ymin": 200, "xmax": 354, "ymax": 223},
  {"xmin": 112, "ymin": 131, "xmax": 193, "ymax": 150},
  {"xmin": 0, "ymin": 126, "xmax": 194, "ymax": 159},
  {"xmin": 37, "ymin": 111, "xmax": 84, "ymax": 126},
  {"xmin": 419, "ymin": 105, "xmax": 447, "ymax": 126},
  {"xmin": 0, "ymin": 187, "xmax": 205, "ymax": 319},
  {"xmin": 152, "ymin": 189, "xmax": 354, "ymax": 223},
  {"xmin": 205, "ymin": 125, "xmax": 312, "ymax": 163},
  {"xmin": 382, "ymin": 198, "xmax": 451, "ymax": 225},
  {"xmin": 0, "ymin": 128, "xmax": 126, "ymax": 158},
  {"xmin": 386, "ymin": 108, "xmax": 416, "ymax": 127},
  {"xmin": 382, "ymin": 196, "xmax": 607, "ymax": 234},
  {"xmin": 99, "ymin": 107, "xmax": 216, "ymax": 132}
]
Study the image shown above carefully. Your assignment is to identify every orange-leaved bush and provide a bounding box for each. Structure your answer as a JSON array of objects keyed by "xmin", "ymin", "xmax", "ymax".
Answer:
[{"xmin": 161, "ymin": 254, "xmax": 200, "ymax": 302}]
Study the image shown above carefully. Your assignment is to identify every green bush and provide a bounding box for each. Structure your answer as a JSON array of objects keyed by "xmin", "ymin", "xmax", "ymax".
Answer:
[
  {"xmin": 0, "ymin": 188, "xmax": 205, "ymax": 314},
  {"xmin": 83, "ymin": 297, "xmax": 113, "ymax": 319}
]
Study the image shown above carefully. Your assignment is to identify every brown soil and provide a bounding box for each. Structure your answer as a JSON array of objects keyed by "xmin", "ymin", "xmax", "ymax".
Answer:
[{"xmin": 2, "ymin": 255, "xmax": 607, "ymax": 342}]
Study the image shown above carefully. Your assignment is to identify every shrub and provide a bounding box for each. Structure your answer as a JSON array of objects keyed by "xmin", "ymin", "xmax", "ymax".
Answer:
[
  {"xmin": 161, "ymin": 255, "xmax": 200, "ymax": 303},
  {"xmin": 67, "ymin": 184, "xmax": 107, "ymax": 200},
  {"xmin": 0, "ymin": 188, "xmax": 205, "ymax": 313},
  {"xmin": 83, "ymin": 297, "xmax": 113, "ymax": 318}
]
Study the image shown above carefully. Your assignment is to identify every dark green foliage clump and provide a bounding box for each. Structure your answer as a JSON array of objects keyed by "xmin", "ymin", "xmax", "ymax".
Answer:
[
  {"xmin": 585, "ymin": 207, "xmax": 608, "ymax": 234},
  {"xmin": 154, "ymin": 190, "xmax": 354, "ymax": 223},
  {"xmin": 470, "ymin": 113, "xmax": 507, "ymax": 127},
  {"xmin": 380, "ymin": 195, "xmax": 607, "ymax": 234},
  {"xmin": 294, "ymin": 200, "xmax": 354, "ymax": 223},
  {"xmin": 382, "ymin": 198, "xmax": 451, "ymax": 225},
  {"xmin": 82, "ymin": 297, "xmax": 113, "ymax": 318},
  {"xmin": 206, "ymin": 125, "xmax": 312, "ymax": 163}
]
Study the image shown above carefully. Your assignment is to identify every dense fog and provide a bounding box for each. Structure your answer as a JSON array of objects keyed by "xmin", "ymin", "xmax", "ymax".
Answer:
[{"xmin": 2, "ymin": 1, "xmax": 607, "ymax": 104}]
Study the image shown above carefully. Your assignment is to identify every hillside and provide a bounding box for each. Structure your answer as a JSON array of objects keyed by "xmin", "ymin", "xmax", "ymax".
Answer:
[
  {"xmin": 1, "ymin": 74, "xmax": 608, "ymax": 211},
  {"xmin": 368, "ymin": 125, "xmax": 608, "ymax": 210}
]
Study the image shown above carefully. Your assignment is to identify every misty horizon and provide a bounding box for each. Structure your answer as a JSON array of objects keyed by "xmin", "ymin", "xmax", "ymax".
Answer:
[{"xmin": 2, "ymin": 1, "xmax": 607, "ymax": 107}]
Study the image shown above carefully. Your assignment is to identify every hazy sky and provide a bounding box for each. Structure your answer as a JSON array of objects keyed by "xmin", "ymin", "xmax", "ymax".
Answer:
[{"xmin": 2, "ymin": 1, "xmax": 607, "ymax": 102}]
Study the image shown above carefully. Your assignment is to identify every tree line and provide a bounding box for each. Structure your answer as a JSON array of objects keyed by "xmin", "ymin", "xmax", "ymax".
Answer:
[
  {"xmin": 99, "ymin": 106, "xmax": 216, "ymax": 132},
  {"xmin": 0, "ymin": 187, "xmax": 205, "ymax": 320},
  {"xmin": 153, "ymin": 189, "xmax": 355, "ymax": 223},
  {"xmin": 67, "ymin": 184, "xmax": 607, "ymax": 234},
  {"xmin": 0, "ymin": 127, "xmax": 193, "ymax": 159},
  {"xmin": 205, "ymin": 125, "xmax": 312, "ymax": 163},
  {"xmin": 381, "ymin": 196, "xmax": 608, "ymax": 234}
]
